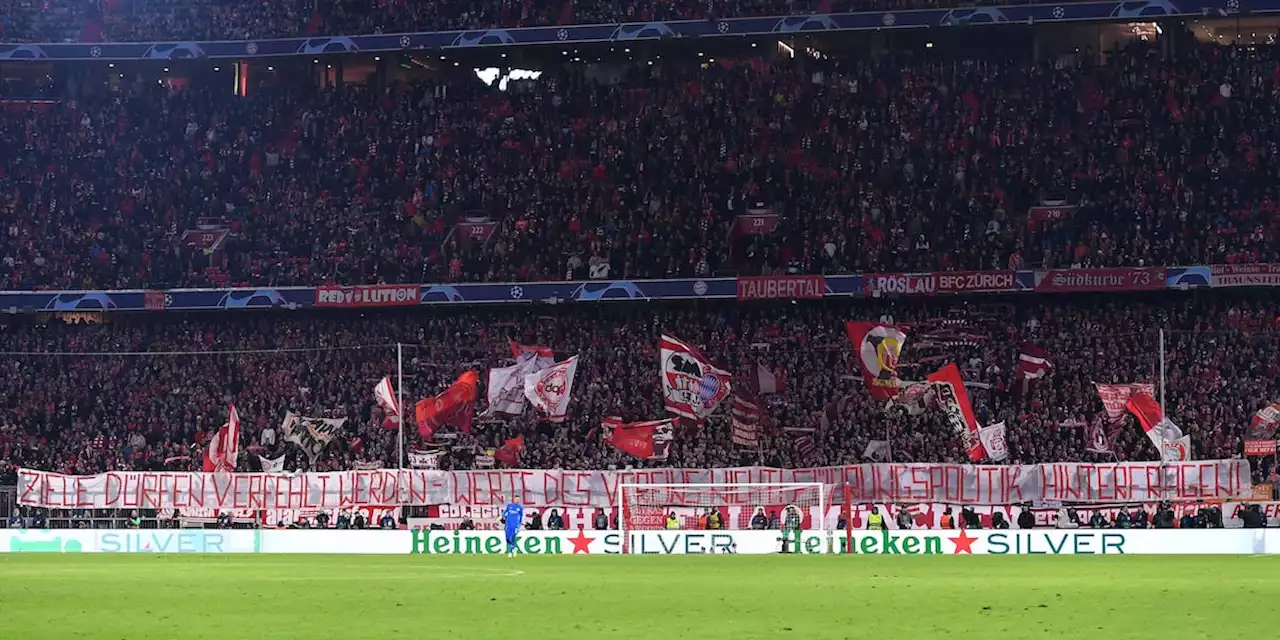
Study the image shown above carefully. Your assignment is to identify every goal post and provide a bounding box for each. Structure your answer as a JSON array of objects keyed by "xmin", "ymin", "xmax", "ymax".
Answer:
[{"xmin": 617, "ymin": 482, "xmax": 827, "ymax": 554}]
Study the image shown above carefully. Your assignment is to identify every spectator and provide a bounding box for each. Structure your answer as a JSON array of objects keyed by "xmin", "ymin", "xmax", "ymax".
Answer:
[
  {"xmin": 707, "ymin": 508, "xmax": 723, "ymax": 530},
  {"xmin": 593, "ymin": 509, "xmax": 609, "ymax": 530},
  {"xmin": 315, "ymin": 510, "xmax": 330, "ymax": 529},
  {"xmin": 1089, "ymin": 512, "xmax": 1109, "ymax": 529},
  {"xmin": 990, "ymin": 512, "xmax": 1010, "ymax": 530},
  {"xmin": 940, "ymin": 507, "xmax": 955, "ymax": 530},
  {"xmin": 546, "ymin": 509, "xmax": 564, "ymax": 531},
  {"xmin": 379, "ymin": 512, "xmax": 397, "ymax": 529},
  {"xmin": 352, "ymin": 511, "xmax": 366, "ymax": 529},
  {"xmin": 1114, "ymin": 508, "xmax": 1131, "ymax": 529},
  {"xmin": 895, "ymin": 507, "xmax": 913, "ymax": 530},
  {"xmin": 528, "ymin": 511, "xmax": 543, "ymax": 530},
  {"xmin": 1017, "ymin": 507, "xmax": 1035, "ymax": 530}
]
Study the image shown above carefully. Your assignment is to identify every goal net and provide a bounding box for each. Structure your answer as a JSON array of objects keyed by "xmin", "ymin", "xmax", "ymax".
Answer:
[{"xmin": 617, "ymin": 483, "xmax": 826, "ymax": 554}]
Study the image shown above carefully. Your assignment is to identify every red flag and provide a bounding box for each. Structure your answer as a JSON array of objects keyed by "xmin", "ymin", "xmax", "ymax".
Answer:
[
  {"xmin": 1015, "ymin": 343, "xmax": 1052, "ymax": 386},
  {"xmin": 202, "ymin": 404, "xmax": 241, "ymax": 473},
  {"xmin": 415, "ymin": 371, "xmax": 479, "ymax": 440},
  {"xmin": 602, "ymin": 416, "xmax": 674, "ymax": 460},
  {"xmin": 844, "ymin": 321, "xmax": 907, "ymax": 401},
  {"xmin": 1125, "ymin": 391, "xmax": 1163, "ymax": 433},
  {"xmin": 495, "ymin": 435, "xmax": 525, "ymax": 466},
  {"xmin": 927, "ymin": 363, "xmax": 984, "ymax": 462}
]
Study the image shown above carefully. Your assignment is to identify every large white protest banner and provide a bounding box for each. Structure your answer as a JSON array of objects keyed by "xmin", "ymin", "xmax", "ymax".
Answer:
[{"xmin": 17, "ymin": 460, "xmax": 1251, "ymax": 510}]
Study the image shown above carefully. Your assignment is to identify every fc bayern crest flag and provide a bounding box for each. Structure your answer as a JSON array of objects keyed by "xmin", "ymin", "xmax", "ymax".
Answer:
[
  {"xmin": 659, "ymin": 335, "xmax": 732, "ymax": 423},
  {"xmin": 845, "ymin": 321, "xmax": 908, "ymax": 401}
]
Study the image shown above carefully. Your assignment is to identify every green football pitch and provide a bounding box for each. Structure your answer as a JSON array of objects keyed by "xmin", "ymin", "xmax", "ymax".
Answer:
[{"xmin": 0, "ymin": 555, "xmax": 1276, "ymax": 639}]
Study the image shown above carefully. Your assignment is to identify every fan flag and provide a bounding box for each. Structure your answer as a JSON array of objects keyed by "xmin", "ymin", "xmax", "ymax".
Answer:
[
  {"xmin": 1124, "ymin": 390, "xmax": 1189, "ymax": 460},
  {"xmin": 494, "ymin": 435, "xmax": 525, "ymax": 466},
  {"xmin": 202, "ymin": 404, "xmax": 241, "ymax": 473},
  {"xmin": 415, "ymin": 371, "xmax": 479, "ymax": 440},
  {"xmin": 844, "ymin": 321, "xmax": 908, "ymax": 401},
  {"xmin": 279, "ymin": 412, "xmax": 348, "ymax": 465},
  {"xmin": 1015, "ymin": 344, "xmax": 1052, "ymax": 380},
  {"xmin": 523, "ymin": 356, "xmax": 579, "ymax": 422},
  {"xmin": 258, "ymin": 454, "xmax": 286, "ymax": 473},
  {"xmin": 373, "ymin": 376, "xmax": 400, "ymax": 429},
  {"xmin": 861, "ymin": 439, "xmax": 890, "ymax": 462},
  {"xmin": 927, "ymin": 363, "xmax": 985, "ymax": 462},
  {"xmin": 1095, "ymin": 382, "xmax": 1155, "ymax": 425},
  {"xmin": 602, "ymin": 416, "xmax": 675, "ymax": 461},
  {"xmin": 978, "ymin": 421, "xmax": 1009, "ymax": 462},
  {"xmin": 730, "ymin": 392, "xmax": 763, "ymax": 447},
  {"xmin": 484, "ymin": 363, "xmax": 531, "ymax": 417},
  {"xmin": 659, "ymin": 335, "xmax": 732, "ymax": 422},
  {"xmin": 510, "ymin": 339, "xmax": 556, "ymax": 370}
]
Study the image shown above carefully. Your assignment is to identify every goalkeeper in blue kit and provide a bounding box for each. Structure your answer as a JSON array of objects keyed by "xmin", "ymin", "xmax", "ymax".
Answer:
[{"xmin": 501, "ymin": 500, "xmax": 524, "ymax": 557}]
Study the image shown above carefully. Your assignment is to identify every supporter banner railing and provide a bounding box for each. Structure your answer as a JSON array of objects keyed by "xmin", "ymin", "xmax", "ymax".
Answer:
[
  {"xmin": 0, "ymin": 265, "xmax": 1253, "ymax": 312},
  {"xmin": 17, "ymin": 461, "xmax": 1251, "ymax": 510},
  {"xmin": 2, "ymin": 529, "xmax": 1278, "ymax": 555},
  {"xmin": 0, "ymin": 0, "xmax": 1265, "ymax": 61}
]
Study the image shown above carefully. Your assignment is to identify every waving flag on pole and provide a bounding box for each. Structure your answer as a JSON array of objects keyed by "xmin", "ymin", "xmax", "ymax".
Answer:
[
  {"xmin": 483, "ymin": 363, "xmax": 531, "ymax": 417},
  {"xmin": 524, "ymin": 356, "xmax": 579, "ymax": 422},
  {"xmin": 279, "ymin": 411, "xmax": 348, "ymax": 466},
  {"xmin": 373, "ymin": 376, "xmax": 400, "ymax": 429},
  {"xmin": 510, "ymin": 340, "xmax": 556, "ymax": 370},
  {"xmin": 203, "ymin": 404, "xmax": 241, "ymax": 473},
  {"xmin": 494, "ymin": 435, "xmax": 525, "ymax": 466},
  {"xmin": 602, "ymin": 417, "xmax": 675, "ymax": 461},
  {"xmin": 660, "ymin": 335, "xmax": 732, "ymax": 423},
  {"xmin": 415, "ymin": 371, "xmax": 479, "ymax": 440},
  {"xmin": 928, "ymin": 363, "xmax": 985, "ymax": 462},
  {"xmin": 978, "ymin": 421, "xmax": 1009, "ymax": 462},
  {"xmin": 730, "ymin": 392, "xmax": 763, "ymax": 447},
  {"xmin": 1125, "ymin": 390, "xmax": 1189, "ymax": 460},
  {"xmin": 258, "ymin": 454, "xmax": 286, "ymax": 473},
  {"xmin": 1095, "ymin": 382, "xmax": 1154, "ymax": 425},
  {"xmin": 845, "ymin": 321, "xmax": 908, "ymax": 401}
]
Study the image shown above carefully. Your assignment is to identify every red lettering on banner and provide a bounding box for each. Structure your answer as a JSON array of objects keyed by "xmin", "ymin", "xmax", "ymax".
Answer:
[
  {"xmin": 141, "ymin": 473, "xmax": 160, "ymax": 509},
  {"xmin": 18, "ymin": 474, "xmax": 38, "ymax": 506},
  {"xmin": 486, "ymin": 472, "xmax": 504, "ymax": 505},
  {"xmin": 315, "ymin": 284, "xmax": 421, "ymax": 308},
  {"xmin": 561, "ymin": 472, "xmax": 584, "ymax": 506},
  {"xmin": 74, "ymin": 477, "xmax": 90, "ymax": 508},
  {"xmin": 287, "ymin": 475, "xmax": 305, "ymax": 509},
  {"xmin": 1005, "ymin": 467, "xmax": 1023, "ymax": 503},
  {"xmin": 104, "ymin": 473, "xmax": 123, "ymax": 507},
  {"xmin": 41, "ymin": 475, "xmax": 58, "ymax": 508}
]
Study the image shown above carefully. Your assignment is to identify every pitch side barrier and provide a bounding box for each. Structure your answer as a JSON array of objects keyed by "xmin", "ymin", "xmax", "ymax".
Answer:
[
  {"xmin": 1, "ymin": 528, "xmax": 1277, "ymax": 555},
  {"xmin": 14, "ymin": 461, "xmax": 1252, "ymax": 510}
]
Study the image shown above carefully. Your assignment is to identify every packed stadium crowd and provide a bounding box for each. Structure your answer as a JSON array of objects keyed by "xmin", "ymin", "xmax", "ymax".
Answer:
[
  {"xmin": 0, "ymin": 292, "xmax": 1277, "ymax": 488},
  {"xmin": 4, "ymin": 36, "xmax": 1279, "ymax": 291},
  {"xmin": 0, "ymin": 0, "xmax": 1089, "ymax": 43}
]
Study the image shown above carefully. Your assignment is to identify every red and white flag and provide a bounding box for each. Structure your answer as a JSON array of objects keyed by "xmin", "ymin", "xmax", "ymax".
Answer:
[
  {"xmin": 894, "ymin": 382, "xmax": 935, "ymax": 416},
  {"xmin": 793, "ymin": 434, "xmax": 816, "ymax": 461},
  {"xmin": 510, "ymin": 339, "xmax": 556, "ymax": 370},
  {"xmin": 373, "ymin": 376, "xmax": 400, "ymax": 429},
  {"xmin": 1095, "ymin": 382, "xmax": 1154, "ymax": 425},
  {"xmin": 1016, "ymin": 344, "xmax": 1052, "ymax": 381},
  {"xmin": 524, "ymin": 356, "xmax": 579, "ymax": 422},
  {"xmin": 659, "ymin": 335, "xmax": 732, "ymax": 423},
  {"xmin": 602, "ymin": 417, "xmax": 675, "ymax": 461},
  {"xmin": 1085, "ymin": 414, "xmax": 1113, "ymax": 454},
  {"xmin": 928, "ymin": 363, "xmax": 984, "ymax": 462},
  {"xmin": 845, "ymin": 321, "xmax": 908, "ymax": 401},
  {"xmin": 415, "ymin": 371, "xmax": 479, "ymax": 440},
  {"xmin": 978, "ymin": 421, "xmax": 1009, "ymax": 462},
  {"xmin": 1125, "ymin": 390, "xmax": 1189, "ymax": 460},
  {"xmin": 730, "ymin": 392, "xmax": 763, "ymax": 447},
  {"xmin": 203, "ymin": 404, "xmax": 241, "ymax": 473}
]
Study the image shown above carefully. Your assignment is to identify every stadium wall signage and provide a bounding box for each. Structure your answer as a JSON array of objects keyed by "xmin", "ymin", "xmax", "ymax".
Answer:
[
  {"xmin": 17, "ymin": 460, "xmax": 1252, "ymax": 510},
  {"xmin": 0, "ymin": 264, "xmax": 1252, "ymax": 313},
  {"xmin": 0, "ymin": 0, "xmax": 1268, "ymax": 62},
  {"xmin": 3, "ymin": 529, "xmax": 1277, "ymax": 555}
]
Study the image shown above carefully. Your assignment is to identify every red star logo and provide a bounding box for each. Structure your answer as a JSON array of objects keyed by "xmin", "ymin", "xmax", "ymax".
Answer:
[
  {"xmin": 568, "ymin": 527, "xmax": 595, "ymax": 554},
  {"xmin": 949, "ymin": 530, "xmax": 977, "ymax": 554}
]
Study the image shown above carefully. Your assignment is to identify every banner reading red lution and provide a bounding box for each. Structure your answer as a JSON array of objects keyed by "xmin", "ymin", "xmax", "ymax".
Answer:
[{"xmin": 17, "ymin": 460, "xmax": 1250, "ymax": 510}]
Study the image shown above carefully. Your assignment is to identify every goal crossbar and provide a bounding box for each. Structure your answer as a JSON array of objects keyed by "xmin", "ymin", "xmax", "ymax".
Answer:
[{"xmin": 617, "ymin": 482, "xmax": 828, "ymax": 554}]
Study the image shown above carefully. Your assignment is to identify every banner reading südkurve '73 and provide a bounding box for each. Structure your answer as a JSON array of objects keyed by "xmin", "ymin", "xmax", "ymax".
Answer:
[{"xmin": 16, "ymin": 460, "xmax": 1250, "ymax": 510}]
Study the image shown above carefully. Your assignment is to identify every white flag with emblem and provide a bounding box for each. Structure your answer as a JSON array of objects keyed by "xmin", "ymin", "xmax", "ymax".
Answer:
[
  {"xmin": 258, "ymin": 455, "xmax": 286, "ymax": 473},
  {"xmin": 524, "ymin": 356, "xmax": 579, "ymax": 422},
  {"xmin": 978, "ymin": 421, "xmax": 1009, "ymax": 462}
]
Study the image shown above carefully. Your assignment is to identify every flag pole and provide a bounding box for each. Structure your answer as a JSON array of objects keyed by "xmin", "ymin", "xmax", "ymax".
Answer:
[
  {"xmin": 1158, "ymin": 329, "xmax": 1167, "ymax": 490},
  {"xmin": 397, "ymin": 342, "xmax": 405, "ymax": 469},
  {"xmin": 885, "ymin": 420, "xmax": 892, "ymax": 463}
]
